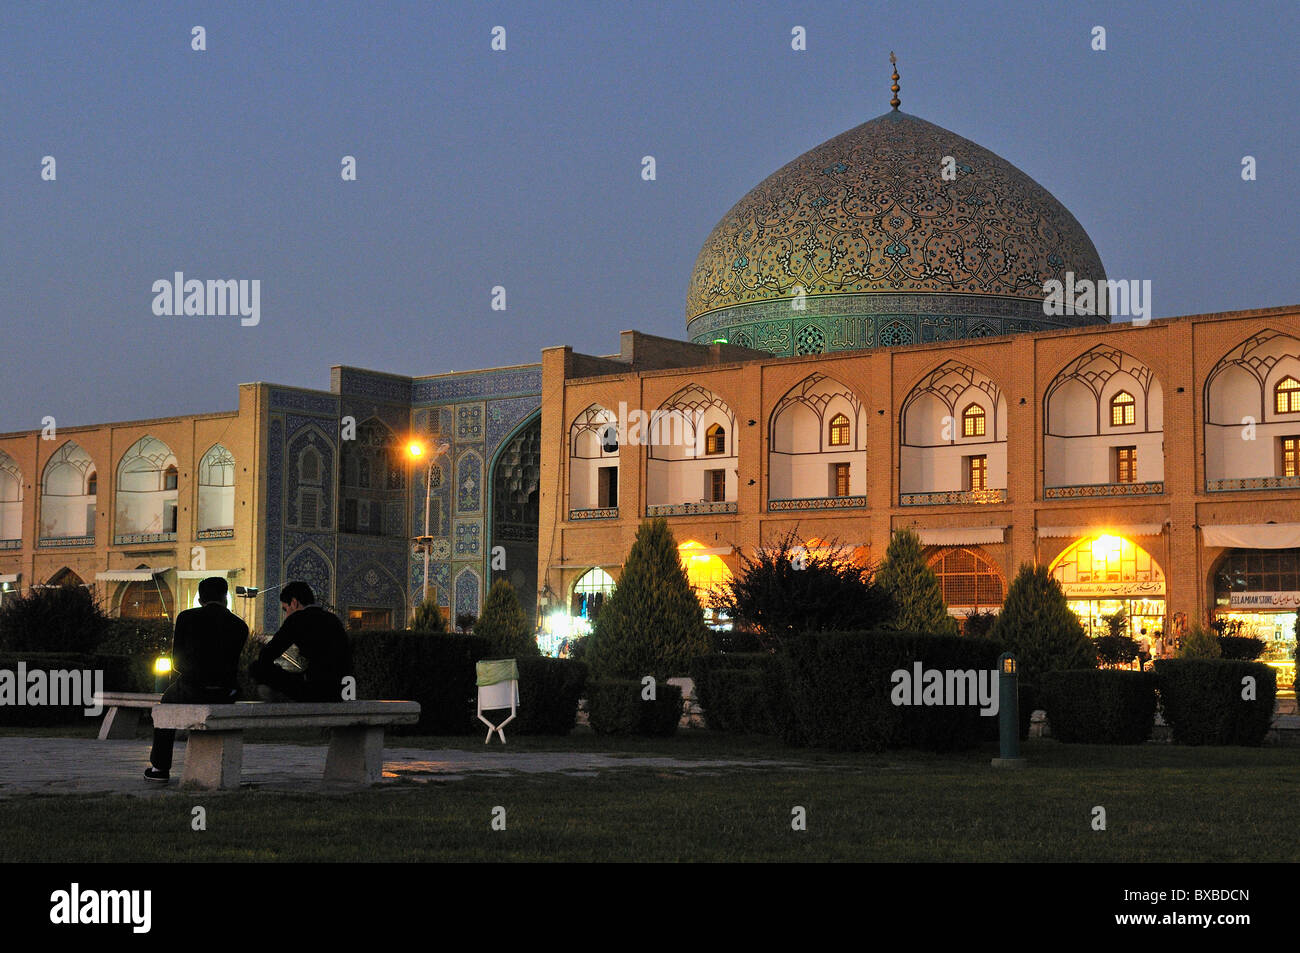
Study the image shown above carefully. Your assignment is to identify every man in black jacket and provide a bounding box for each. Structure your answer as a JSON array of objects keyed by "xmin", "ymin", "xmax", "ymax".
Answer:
[
  {"xmin": 248, "ymin": 580, "xmax": 353, "ymax": 702},
  {"xmin": 145, "ymin": 576, "xmax": 248, "ymax": 783}
]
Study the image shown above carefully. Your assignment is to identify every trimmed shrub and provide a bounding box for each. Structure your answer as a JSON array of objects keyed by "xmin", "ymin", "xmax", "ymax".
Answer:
[
  {"xmin": 411, "ymin": 598, "xmax": 448, "ymax": 633},
  {"xmin": 1039, "ymin": 670, "xmax": 1157, "ymax": 744},
  {"xmin": 876, "ymin": 529, "xmax": 959, "ymax": 636},
  {"xmin": 474, "ymin": 580, "xmax": 540, "ymax": 658},
  {"xmin": 690, "ymin": 653, "xmax": 787, "ymax": 734},
  {"xmin": 1154, "ymin": 659, "xmax": 1277, "ymax": 746},
  {"xmin": 961, "ymin": 610, "xmax": 998, "ymax": 639},
  {"xmin": 780, "ymin": 631, "xmax": 1006, "ymax": 752},
  {"xmin": 0, "ymin": 585, "xmax": 110, "ymax": 654},
  {"xmin": 513, "ymin": 657, "xmax": 587, "ymax": 735},
  {"xmin": 97, "ymin": 618, "xmax": 175, "ymax": 693},
  {"xmin": 1177, "ymin": 623, "xmax": 1221, "ymax": 659},
  {"xmin": 586, "ymin": 680, "xmax": 682, "ymax": 736},
  {"xmin": 1095, "ymin": 634, "xmax": 1140, "ymax": 667},
  {"xmin": 990, "ymin": 564, "xmax": 1095, "ymax": 694},
  {"xmin": 586, "ymin": 519, "xmax": 708, "ymax": 680},
  {"xmin": 0, "ymin": 652, "xmax": 132, "ymax": 726},
  {"xmin": 349, "ymin": 630, "xmax": 490, "ymax": 734},
  {"xmin": 1216, "ymin": 636, "xmax": 1265, "ymax": 661}
]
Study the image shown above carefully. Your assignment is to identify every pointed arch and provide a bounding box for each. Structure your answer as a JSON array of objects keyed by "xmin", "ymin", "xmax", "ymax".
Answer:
[
  {"xmin": 40, "ymin": 441, "xmax": 97, "ymax": 540},
  {"xmin": 115, "ymin": 435, "xmax": 179, "ymax": 539},
  {"xmin": 768, "ymin": 373, "xmax": 867, "ymax": 506},
  {"xmin": 197, "ymin": 443, "xmax": 236, "ymax": 536},
  {"xmin": 0, "ymin": 449, "xmax": 23, "ymax": 543}
]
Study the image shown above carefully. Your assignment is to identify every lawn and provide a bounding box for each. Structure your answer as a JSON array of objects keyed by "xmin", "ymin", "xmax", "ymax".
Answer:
[{"xmin": 0, "ymin": 732, "xmax": 1292, "ymax": 862}]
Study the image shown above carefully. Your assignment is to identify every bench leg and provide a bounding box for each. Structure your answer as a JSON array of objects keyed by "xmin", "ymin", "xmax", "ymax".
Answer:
[
  {"xmin": 181, "ymin": 731, "xmax": 243, "ymax": 790},
  {"xmin": 325, "ymin": 726, "xmax": 385, "ymax": 783},
  {"xmin": 98, "ymin": 706, "xmax": 142, "ymax": 740}
]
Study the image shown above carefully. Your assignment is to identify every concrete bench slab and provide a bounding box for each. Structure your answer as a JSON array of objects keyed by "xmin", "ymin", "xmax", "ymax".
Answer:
[
  {"xmin": 93, "ymin": 692, "xmax": 162, "ymax": 740},
  {"xmin": 150, "ymin": 701, "xmax": 420, "ymax": 790}
]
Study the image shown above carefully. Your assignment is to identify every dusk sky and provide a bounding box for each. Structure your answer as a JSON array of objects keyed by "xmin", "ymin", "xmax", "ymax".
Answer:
[{"xmin": 3, "ymin": 0, "xmax": 1297, "ymax": 432}]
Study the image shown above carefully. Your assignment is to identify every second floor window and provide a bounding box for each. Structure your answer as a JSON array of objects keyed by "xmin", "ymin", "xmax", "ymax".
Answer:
[
  {"xmin": 1115, "ymin": 446, "xmax": 1137, "ymax": 484},
  {"xmin": 1282, "ymin": 436, "xmax": 1300, "ymax": 478},
  {"xmin": 1111, "ymin": 391, "xmax": 1136, "ymax": 426},
  {"xmin": 705, "ymin": 424, "xmax": 726, "ymax": 455},
  {"xmin": 833, "ymin": 462, "xmax": 850, "ymax": 497},
  {"xmin": 967, "ymin": 455, "xmax": 987, "ymax": 492},
  {"xmin": 707, "ymin": 469, "xmax": 726, "ymax": 502},
  {"xmin": 962, "ymin": 404, "xmax": 986, "ymax": 437},
  {"xmin": 828, "ymin": 413, "xmax": 850, "ymax": 446},
  {"xmin": 1276, "ymin": 377, "xmax": 1300, "ymax": 414}
]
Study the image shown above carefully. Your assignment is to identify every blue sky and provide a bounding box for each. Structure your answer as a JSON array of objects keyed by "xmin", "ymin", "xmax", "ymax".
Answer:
[{"xmin": 2, "ymin": 0, "xmax": 1297, "ymax": 430}]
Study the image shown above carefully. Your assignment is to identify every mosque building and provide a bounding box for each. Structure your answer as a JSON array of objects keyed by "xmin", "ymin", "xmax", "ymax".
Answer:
[{"xmin": 1, "ymin": 65, "xmax": 1295, "ymax": 689}]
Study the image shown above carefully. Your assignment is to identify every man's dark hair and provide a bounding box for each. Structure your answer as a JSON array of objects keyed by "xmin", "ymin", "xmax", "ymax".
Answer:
[
  {"xmin": 197, "ymin": 576, "xmax": 229, "ymax": 603},
  {"xmin": 280, "ymin": 581, "xmax": 316, "ymax": 607}
]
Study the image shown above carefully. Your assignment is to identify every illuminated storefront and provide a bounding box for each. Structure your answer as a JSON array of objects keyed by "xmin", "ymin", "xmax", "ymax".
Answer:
[
  {"xmin": 679, "ymin": 540, "xmax": 734, "ymax": 628},
  {"xmin": 1212, "ymin": 548, "xmax": 1298, "ymax": 691},
  {"xmin": 1048, "ymin": 534, "xmax": 1166, "ymax": 643}
]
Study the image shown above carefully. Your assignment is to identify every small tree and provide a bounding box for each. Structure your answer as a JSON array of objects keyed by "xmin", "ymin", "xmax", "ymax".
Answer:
[
  {"xmin": 0, "ymin": 584, "xmax": 109, "ymax": 654},
  {"xmin": 961, "ymin": 609, "xmax": 998, "ymax": 639},
  {"xmin": 586, "ymin": 518, "xmax": 709, "ymax": 680},
  {"xmin": 1177, "ymin": 622, "xmax": 1222, "ymax": 659},
  {"xmin": 989, "ymin": 563, "xmax": 1095, "ymax": 686},
  {"xmin": 712, "ymin": 530, "xmax": 893, "ymax": 649},
  {"xmin": 474, "ymin": 580, "xmax": 539, "ymax": 658},
  {"xmin": 875, "ymin": 529, "xmax": 958, "ymax": 636},
  {"xmin": 411, "ymin": 597, "xmax": 447, "ymax": 633}
]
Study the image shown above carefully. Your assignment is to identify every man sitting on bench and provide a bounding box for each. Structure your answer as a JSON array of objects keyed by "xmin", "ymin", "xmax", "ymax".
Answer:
[
  {"xmin": 249, "ymin": 581, "xmax": 353, "ymax": 702},
  {"xmin": 145, "ymin": 575, "xmax": 248, "ymax": 783}
]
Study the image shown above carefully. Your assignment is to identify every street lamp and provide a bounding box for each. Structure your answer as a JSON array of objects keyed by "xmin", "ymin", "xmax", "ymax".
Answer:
[{"xmin": 407, "ymin": 438, "xmax": 451, "ymax": 616}]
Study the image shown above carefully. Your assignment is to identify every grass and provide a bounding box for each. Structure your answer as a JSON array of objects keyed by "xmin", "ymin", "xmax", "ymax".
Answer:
[{"xmin": 0, "ymin": 733, "xmax": 1293, "ymax": 862}]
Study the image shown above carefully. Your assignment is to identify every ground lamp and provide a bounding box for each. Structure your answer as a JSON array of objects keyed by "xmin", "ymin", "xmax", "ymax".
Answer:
[
  {"xmin": 991, "ymin": 652, "xmax": 1025, "ymax": 769},
  {"xmin": 153, "ymin": 656, "xmax": 172, "ymax": 694}
]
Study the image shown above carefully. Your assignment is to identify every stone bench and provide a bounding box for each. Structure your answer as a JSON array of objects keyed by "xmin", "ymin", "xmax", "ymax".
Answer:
[
  {"xmin": 150, "ymin": 701, "xmax": 421, "ymax": 790},
  {"xmin": 94, "ymin": 692, "xmax": 162, "ymax": 740}
]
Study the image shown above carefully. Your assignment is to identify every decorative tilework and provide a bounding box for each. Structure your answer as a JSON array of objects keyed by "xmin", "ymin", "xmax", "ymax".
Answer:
[
  {"xmin": 454, "ymin": 519, "xmax": 483, "ymax": 557},
  {"xmin": 412, "ymin": 367, "xmax": 541, "ymax": 404},
  {"xmin": 456, "ymin": 450, "xmax": 482, "ymax": 514},
  {"xmin": 334, "ymin": 368, "xmax": 413, "ymax": 403},
  {"xmin": 270, "ymin": 389, "xmax": 338, "ymax": 415},
  {"xmin": 1042, "ymin": 482, "xmax": 1163, "ymax": 499},
  {"xmin": 454, "ymin": 566, "xmax": 482, "ymax": 617},
  {"xmin": 285, "ymin": 543, "xmax": 334, "ymax": 607},
  {"xmin": 456, "ymin": 403, "xmax": 485, "ymax": 441},
  {"xmin": 768, "ymin": 496, "xmax": 867, "ymax": 511}
]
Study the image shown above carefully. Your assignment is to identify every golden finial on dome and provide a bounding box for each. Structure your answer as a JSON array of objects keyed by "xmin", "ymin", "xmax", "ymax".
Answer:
[{"xmin": 890, "ymin": 51, "xmax": 900, "ymax": 110}]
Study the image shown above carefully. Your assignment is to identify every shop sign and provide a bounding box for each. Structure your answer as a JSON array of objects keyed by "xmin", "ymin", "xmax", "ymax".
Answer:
[
  {"xmin": 1228, "ymin": 592, "xmax": 1300, "ymax": 609},
  {"xmin": 1060, "ymin": 580, "xmax": 1166, "ymax": 597}
]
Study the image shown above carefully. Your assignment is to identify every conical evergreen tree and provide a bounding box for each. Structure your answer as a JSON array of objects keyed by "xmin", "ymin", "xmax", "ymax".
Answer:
[
  {"xmin": 990, "ymin": 563, "xmax": 1095, "ymax": 684},
  {"xmin": 411, "ymin": 597, "xmax": 447, "ymax": 633},
  {"xmin": 875, "ymin": 528, "xmax": 959, "ymax": 636},
  {"xmin": 586, "ymin": 518, "xmax": 709, "ymax": 680},
  {"xmin": 474, "ymin": 580, "xmax": 539, "ymax": 657}
]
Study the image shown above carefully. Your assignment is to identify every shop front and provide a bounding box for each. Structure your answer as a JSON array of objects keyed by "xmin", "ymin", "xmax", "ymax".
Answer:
[
  {"xmin": 1211, "ymin": 547, "xmax": 1298, "ymax": 692},
  {"xmin": 1046, "ymin": 533, "xmax": 1167, "ymax": 647}
]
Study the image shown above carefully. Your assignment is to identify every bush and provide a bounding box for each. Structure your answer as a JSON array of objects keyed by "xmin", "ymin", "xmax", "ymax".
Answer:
[
  {"xmin": 0, "ymin": 652, "xmax": 133, "ymax": 725},
  {"xmin": 876, "ymin": 529, "xmax": 958, "ymax": 636},
  {"xmin": 690, "ymin": 653, "xmax": 788, "ymax": 734},
  {"xmin": 96, "ymin": 618, "xmax": 175, "ymax": 693},
  {"xmin": 1216, "ymin": 636, "xmax": 1265, "ymax": 661},
  {"xmin": 1178, "ymin": 623, "xmax": 1222, "ymax": 659},
  {"xmin": 962, "ymin": 610, "xmax": 998, "ymax": 639},
  {"xmin": 1039, "ymin": 670, "xmax": 1157, "ymax": 744},
  {"xmin": 474, "ymin": 580, "xmax": 539, "ymax": 658},
  {"xmin": 0, "ymin": 585, "xmax": 110, "ymax": 654},
  {"xmin": 1095, "ymin": 634, "xmax": 1140, "ymax": 667},
  {"xmin": 780, "ymin": 631, "xmax": 1006, "ymax": 752},
  {"xmin": 586, "ymin": 519, "xmax": 709, "ymax": 680},
  {"xmin": 1153, "ymin": 659, "xmax": 1276, "ymax": 745},
  {"xmin": 512, "ymin": 657, "xmax": 587, "ymax": 735},
  {"xmin": 349, "ymin": 631, "xmax": 490, "ymax": 733},
  {"xmin": 711, "ymin": 530, "xmax": 894, "ymax": 648},
  {"xmin": 990, "ymin": 564, "xmax": 1095, "ymax": 691},
  {"xmin": 411, "ymin": 598, "xmax": 447, "ymax": 633},
  {"xmin": 586, "ymin": 680, "xmax": 682, "ymax": 736}
]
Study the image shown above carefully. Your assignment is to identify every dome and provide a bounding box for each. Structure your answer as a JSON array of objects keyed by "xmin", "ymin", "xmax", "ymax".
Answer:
[{"xmin": 686, "ymin": 109, "xmax": 1107, "ymax": 355}]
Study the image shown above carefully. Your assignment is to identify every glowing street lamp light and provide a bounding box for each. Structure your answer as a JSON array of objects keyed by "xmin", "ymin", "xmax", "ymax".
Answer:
[
  {"xmin": 153, "ymin": 656, "xmax": 172, "ymax": 694},
  {"xmin": 407, "ymin": 438, "xmax": 451, "ymax": 617}
]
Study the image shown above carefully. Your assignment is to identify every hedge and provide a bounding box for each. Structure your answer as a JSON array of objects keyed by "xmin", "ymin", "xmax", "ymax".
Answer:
[
  {"xmin": 1216, "ymin": 636, "xmax": 1265, "ymax": 661},
  {"xmin": 96, "ymin": 618, "xmax": 175, "ymax": 693},
  {"xmin": 689, "ymin": 653, "xmax": 788, "ymax": 734},
  {"xmin": 1153, "ymin": 659, "xmax": 1277, "ymax": 746},
  {"xmin": 0, "ymin": 653, "xmax": 133, "ymax": 726},
  {"xmin": 586, "ymin": 680, "xmax": 682, "ymax": 736},
  {"xmin": 349, "ymin": 631, "xmax": 490, "ymax": 734},
  {"xmin": 511, "ymin": 657, "xmax": 588, "ymax": 735},
  {"xmin": 1039, "ymin": 670, "xmax": 1157, "ymax": 744},
  {"xmin": 781, "ymin": 631, "xmax": 1007, "ymax": 752}
]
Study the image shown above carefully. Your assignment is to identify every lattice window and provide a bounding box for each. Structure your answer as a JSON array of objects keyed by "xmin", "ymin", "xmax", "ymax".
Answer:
[
  {"xmin": 962, "ymin": 403, "xmax": 986, "ymax": 437},
  {"xmin": 706, "ymin": 424, "xmax": 726, "ymax": 455},
  {"xmin": 828, "ymin": 413, "xmax": 850, "ymax": 446},
  {"xmin": 1276, "ymin": 377, "xmax": 1300, "ymax": 414},
  {"xmin": 927, "ymin": 547, "xmax": 1005, "ymax": 609},
  {"xmin": 1111, "ymin": 391, "xmax": 1136, "ymax": 426}
]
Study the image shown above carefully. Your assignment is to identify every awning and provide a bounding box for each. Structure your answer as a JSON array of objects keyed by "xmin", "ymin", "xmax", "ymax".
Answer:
[
  {"xmin": 678, "ymin": 545, "xmax": 735, "ymax": 557},
  {"xmin": 1202, "ymin": 523, "xmax": 1300, "ymax": 549},
  {"xmin": 175, "ymin": 569, "xmax": 242, "ymax": 579},
  {"xmin": 1037, "ymin": 524, "xmax": 1164, "ymax": 539},
  {"xmin": 0, "ymin": 574, "xmax": 19, "ymax": 584},
  {"xmin": 552, "ymin": 563, "xmax": 622, "ymax": 570},
  {"xmin": 95, "ymin": 568, "xmax": 171, "ymax": 582},
  {"xmin": 917, "ymin": 527, "xmax": 1006, "ymax": 546}
]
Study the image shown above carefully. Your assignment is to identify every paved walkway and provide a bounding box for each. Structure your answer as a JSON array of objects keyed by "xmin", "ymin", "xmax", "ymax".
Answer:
[{"xmin": 0, "ymin": 738, "xmax": 800, "ymax": 797}]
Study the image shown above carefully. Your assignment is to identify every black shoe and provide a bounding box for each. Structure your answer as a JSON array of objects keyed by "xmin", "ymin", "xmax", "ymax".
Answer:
[{"xmin": 144, "ymin": 767, "xmax": 169, "ymax": 783}]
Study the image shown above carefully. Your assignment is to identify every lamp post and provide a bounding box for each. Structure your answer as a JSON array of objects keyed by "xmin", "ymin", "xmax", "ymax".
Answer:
[
  {"xmin": 407, "ymin": 438, "xmax": 450, "ymax": 616},
  {"xmin": 991, "ymin": 652, "xmax": 1025, "ymax": 769}
]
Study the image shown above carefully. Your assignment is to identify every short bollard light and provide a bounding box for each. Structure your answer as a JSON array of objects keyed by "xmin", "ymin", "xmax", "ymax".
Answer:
[
  {"xmin": 991, "ymin": 652, "xmax": 1025, "ymax": 769},
  {"xmin": 153, "ymin": 656, "xmax": 172, "ymax": 693}
]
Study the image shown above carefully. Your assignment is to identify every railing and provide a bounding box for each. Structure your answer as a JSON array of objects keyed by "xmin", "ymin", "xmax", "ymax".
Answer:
[
  {"xmin": 769, "ymin": 495, "xmax": 867, "ymax": 512},
  {"xmin": 568, "ymin": 507, "xmax": 619, "ymax": 521},
  {"xmin": 113, "ymin": 532, "xmax": 177, "ymax": 545},
  {"xmin": 38, "ymin": 535, "xmax": 95, "ymax": 548},
  {"xmin": 0, "ymin": 539, "xmax": 20, "ymax": 550},
  {"xmin": 646, "ymin": 501, "xmax": 738, "ymax": 517},
  {"xmin": 1206, "ymin": 476, "xmax": 1300, "ymax": 492},
  {"xmin": 197, "ymin": 527, "xmax": 235, "ymax": 540},
  {"xmin": 899, "ymin": 489, "xmax": 1007, "ymax": 506},
  {"xmin": 1043, "ymin": 481, "xmax": 1163, "ymax": 499}
]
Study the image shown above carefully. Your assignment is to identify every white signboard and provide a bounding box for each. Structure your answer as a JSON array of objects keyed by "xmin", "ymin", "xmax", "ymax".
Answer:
[
  {"xmin": 1060, "ymin": 581, "xmax": 1166, "ymax": 598},
  {"xmin": 1228, "ymin": 592, "xmax": 1300, "ymax": 609}
]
